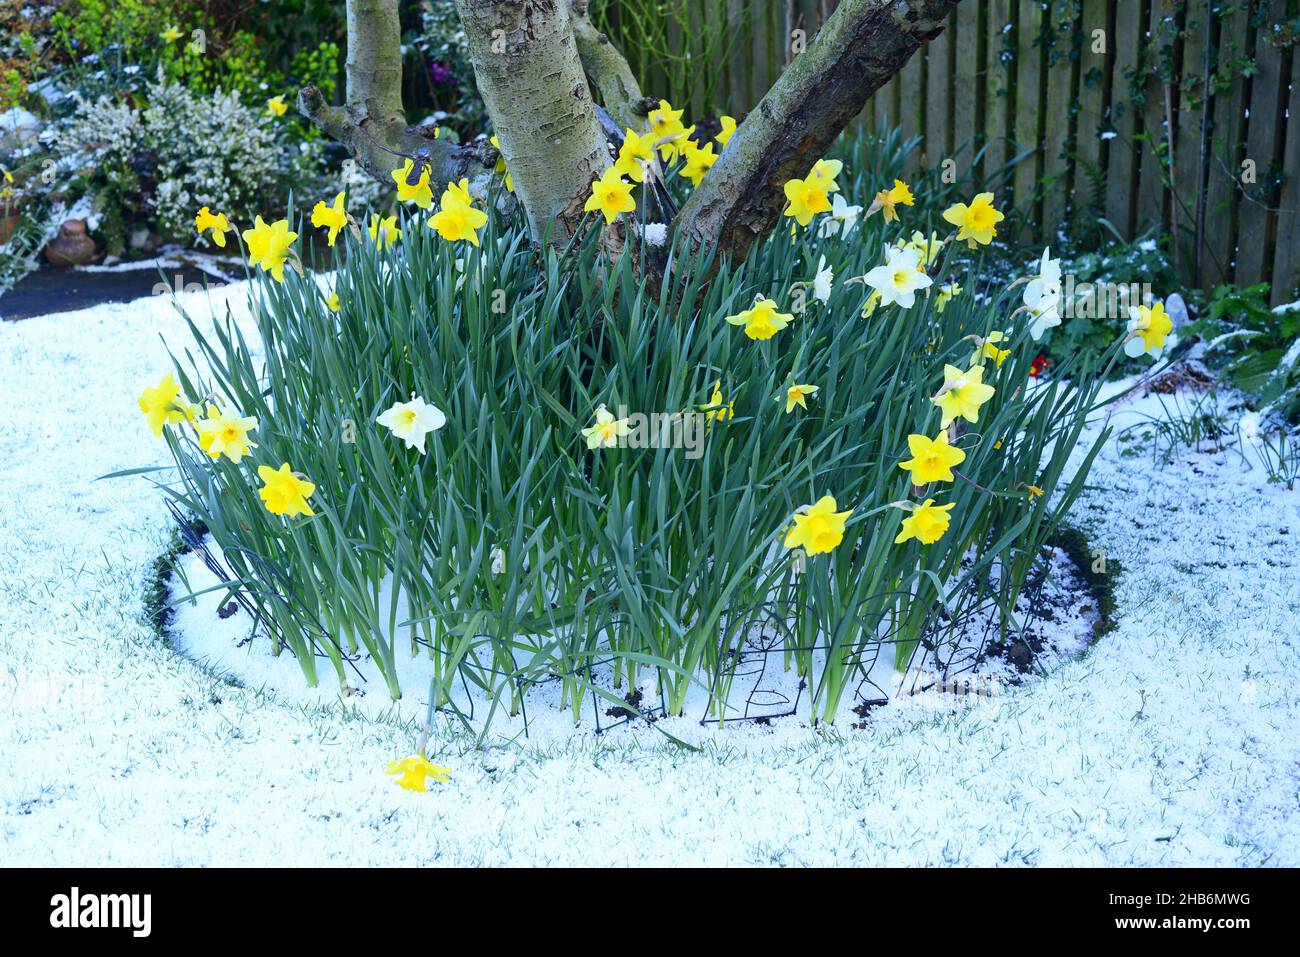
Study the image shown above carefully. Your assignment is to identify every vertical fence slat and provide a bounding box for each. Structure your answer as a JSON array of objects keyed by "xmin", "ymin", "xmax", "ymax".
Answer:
[
  {"xmin": 925, "ymin": 18, "xmax": 952, "ymax": 170},
  {"xmin": 1042, "ymin": 3, "xmax": 1077, "ymax": 239},
  {"xmin": 984, "ymin": 0, "xmax": 1013, "ymax": 187},
  {"xmin": 1203, "ymin": 3, "xmax": 1249, "ymax": 288},
  {"xmin": 899, "ymin": 41, "xmax": 925, "ymax": 176},
  {"xmin": 1236, "ymin": 0, "xmax": 1285, "ymax": 289},
  {"xmin": 1074, "ymin": 0, "xmax": 1109, "ymax": 219},
  {"xmin": 953, "ymin": 0, "xmax": 981, "ymax": 177},
  {"xmin": 1106, "ymin": 0, "xmax": 1142, "ymax": 236},
  {"xmin": 1273, "ymin": 48, "xmax": 1300, "ymax": 304},
  {"xmin": 1135, "ymin": 0, "xmax": 1170, "ymax": 239},
  {"xmin": 1174, "ymin": 0, "xmax": 1209, "ymax": 282},
  {"xmin": 1013, "ymin": 0, "xmax": 1042, "ymax": 218}
]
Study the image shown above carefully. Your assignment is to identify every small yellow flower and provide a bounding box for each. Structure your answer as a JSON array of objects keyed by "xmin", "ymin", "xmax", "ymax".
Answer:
[
  {"xmin": 700, "ymin": 380, "xmax": 734, "ymax": 423},
  {"xmin": 894, "ymin": 499, "xmax": 955, "ymax": 545},
  {"xmin": 428, "ymin": 180, "xmax": 488, "ymax": 245},
  {"xmin": 257, "ymin": 463, "xmax": 316, "ymax": 518},
  {"xmin": 1125, "ymin": 300, "xmax": 1175, "ymax": 358},
  {"xmin": 195, "ymin": 404, "xmax": 258, "ymax": 463},
  {"xmin": 583, "ymin": 167, "xmax": 636, "ymax": 225},
  {"xmin": 716, "ymin": 115, "xmax": 737, "ymax": 148},
  {"xmin": 783, "ymin": 495, "xmax": 853, "ymax": 556},
  {"xmin": 875, "ymin": 179, "xmax": 914, "ymax": 222},
  {"xmin": 489, "ymin": 135, "xmax": 514, "ymax": 192},
  {"xmin": 385, "ymin": 753, "xmax": 452, "ymax": 791},
  {"xmin": 582, "ymin": 403, "xmax": 633, "ymax": 450},
  {"xmin": 161, "ymin": 25, "xmax": 183, "ymax": 42},
  {"xmin": 934, "ymin": 281, "xmax": 963, "ymax": 314},
  {"xmin": 725, "ymin": 296, "xmax": 793, "ymax": 341},
  {"xmin": 907, "ymin": 230, "xmax": 945, "ymax": 268},
  {"xmin": 972, "ymin": 330, "xmax": 1010, "ymax": 367},
  {"xmin": 310, "ymin": 191, "xmax": 348, "ymax": 246},
  {"xmin": 932, "ymin": 363, "xmax": 996, "ymax": 428},
  {"xmin": 391, "ymin": 159, "xmax": 434, "ymax": 209},
  {"xmin": 613, "ymin": 128, "xmax": 656, "ymax": 183},
  {"xmin": 679, "ymin": 141, "xmax": 718, "ymax": 187},
  {"xmin": 368, "ymin": 213, "xmax": 402, "ymax": 249},
  {"xmin": 194, "ymin": 206, "xmax": 230, "ymax": 248},
  {"xmin": 137, "ymin": 372, "xmax": 190, "ymax": 437},
  {"xmin": 1027, "ymin": 484, "xmax": 1045, "ymax": 499},
  {"xmin": 899, "ymin": 431, "xmax": 967, "ymax": 485},
  {"xmin": 942, "ymin": 192, "xmax": 1005, "ymax": 247},
  {"xmin": 783, "ymin": 383, "xmax": 819, "ymax": 414},
  {"xmin": 807, "ymin": 158, "xmax": 843, "ymax": 194},
  {"xmin": 648, "ymin": 99, "xmax": 687, "ymax": 159},
  {"xmin": 241, "ymin": 216, "xmax": 298, "ymax": 282},
  {"xmin": 325, "ymin": 290, "xmax": 341, "ymax": 312},
  {"xmin": 782, "ymin": 175, "xmax": 832, "ymax": 227},
  {"xmin": 266, "ymin": 95, "xmax": 288, "ymax": 117}
]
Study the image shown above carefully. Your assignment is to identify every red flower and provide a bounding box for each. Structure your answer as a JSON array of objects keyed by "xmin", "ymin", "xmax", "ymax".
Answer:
[{"xmin": 1029, "ymin": 354, "xmax": 1052, "ymax": 378}]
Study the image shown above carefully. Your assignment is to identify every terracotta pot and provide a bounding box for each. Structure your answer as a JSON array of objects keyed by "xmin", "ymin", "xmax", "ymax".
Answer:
[
  {"xmin": 45, "ymin": 219, "xmax": 98, "ymax": 268},
  {"xmin": 0, "ymin": 209, "xmax": 20, "ymax": 245}
]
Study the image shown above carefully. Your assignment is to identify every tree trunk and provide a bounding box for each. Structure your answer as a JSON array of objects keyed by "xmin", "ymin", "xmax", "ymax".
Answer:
[
  {"xmin": 297, "ymin": 0, "xmax": 496, "ymax": 195},
  {"xmin": 674, "ymin": 0, "xmax": 961, "ymax": 260},
  {"xmin": 454, "ymin": 0, "xmax": 611, "ymax": 246}
]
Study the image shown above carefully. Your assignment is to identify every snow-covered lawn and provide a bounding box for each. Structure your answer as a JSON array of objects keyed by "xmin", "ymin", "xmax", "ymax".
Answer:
[{"xmin": 2, "ymin": 283, "xmax": 1296, "ymax": 866}]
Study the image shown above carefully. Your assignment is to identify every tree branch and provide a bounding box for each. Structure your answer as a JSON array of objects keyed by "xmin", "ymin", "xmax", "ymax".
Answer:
[
  {"xmin": 673, "ymin": 0, "xmax": 961, "ymax": 260},
  {"xmin": 299, "ymin": 0, "xmax": 495, "ymax": 197},
  {"xmin": 569, "ymin": 0, "xmax": 649, "ymax": 135}
]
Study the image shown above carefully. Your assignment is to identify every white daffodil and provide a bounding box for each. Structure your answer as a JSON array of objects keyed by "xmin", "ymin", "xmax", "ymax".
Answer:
[
  {"xmin": 862, "ymin": 244, "xmax": 932, "ymax": 309},
  {"xmin": 1028, "ymin": 294, "xmax": 1062, "ymax": 341},
  {"xmin": 1023, "ymin": 247, "xmax": 1062, "ymax": 306},
  {"xmin": 376, "ymin": 394, "xmax": 447, "ymax": 453},
  {"xmin": 812, "ymin": 255, "xmax": 834, "ymax": 304},
  {"xmin": 581, "ymin": 403, "xmax": 632, "ymax": 450},
  {"xmin": 818, "ymin": 193, "xmax": 862, "ymax": 239},
  {"xmin": 1124, "ymin": 300, "xmax": 1175, "ymax": 359}
]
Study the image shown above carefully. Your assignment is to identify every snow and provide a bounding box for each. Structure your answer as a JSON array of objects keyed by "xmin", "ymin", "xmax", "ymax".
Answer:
[{"xmin": 1, "ymin": 282, "xmax": 1298, "ymax": 866}]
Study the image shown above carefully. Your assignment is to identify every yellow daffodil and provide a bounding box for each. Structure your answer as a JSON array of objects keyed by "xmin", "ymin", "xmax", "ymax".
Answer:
[
  {"xmin": 385, "ymin": 753, "xmax": 451, "ymax": 791},
  {"xmin": 429, "ymin": 180, "xmax": 489, "ymax": 245},
  {"xmin": 1027, "ymin": 484, "xmax": 1045, "ymax": 499},
  {"xmin": 391, "ymin": 158, "xmax": 434, "ymax": 208},
  {"xmin": 195, "ymin": 404, "xmax": 258, "ymax": 463},
  {"xmin": 942, "ymin": 192, "xmax": 1004, "ymax": 247},
  {"xmin": 895, "ymin": 499, "xmax": 955, "ymax": 545},
  {"xmin": 875, "ymin": 179, "xmax": 914, "ymax": 222},
  {"xmin": 783, "ymin": 495, "xmax": 853, "ymax": 556},
  {"xmin": 310, "ymin": 191, "xmax": 348, "ymax": 246},
  {"xmin": 137, "ymin": 372, "xmax": 191, "ymax": 437},
  {"xmin": 725, "ymin": 296, "xmax": 793, "ymax": 341},
  {"xmin": 648, "ymin": 99, "xmax": 691, "ymax": 160},
  {"xmin": 582, "ymin": 403, "xmax": 632, "ymax": 450},
  {"xmin": 679, "ymin": 141, "xmax": 718, "ymax": 187},
  {"xmin": 782, "ymin": 174, "xmax": 832, "ymax": 227},
  {"xmin": 242, "ymin": 216, "xmax": 297, "ymax": 282},
  {"xmin": 808, "ymin": 158, "xmax": 843, "ymax": 193},
  {"xmin": 489, "ymin": 135, "xmax": 514, "ymax": 192},
  {"xmin": 1125, "ymin": 300, "xmax": 1175, "ymax": 358},
  {"xmin": 700, "ymin": 380, "xmax": 734, "ymax": 423},
  {"xmin": 972, "ymin": 330, "xmax": 1010, "ymax": 367},
  {"xmin": 614, "ymin": 128, "xmax": 656, "ymax": 183},
  {"xmin": 266, "ymin": 95, "xmax": 288, "ymax": 117},
  {"xmin": 583, "ymin": 167, "xmax": 636, "ymax": 225},
  {"xmin": 934, "ymin": 281, "xmax": 963, "ymax": 314},
  {"xmin": 368, "ymin": 213, "xmax": 402, "ymax": 249},
  {"xmin": 257, "ymin": 463, "xmax": 315, "ymax": 518},
  {"xmin": 194, "ymin": 206, "xmax": 230, "ymax": 248},
  {"xmin": 907, "ymin": 230, "xmax": 945, "ymax": 268},
  {"xmin": 161, "ymin": 25, "xmax": 183, "ymax": 42},
  {"xmin": 932, "ymin": 363, "xmax": 996, "ymax": 428},
  {"xmin": 325, "ymin": 290, "xmax": 340, "ymax": 312},
  {"xmin": 716, "ymin": 115, "xmax": 737, "ymax": 148},
  {"xmin": 899, "ymin": 431, "xmax": 966, "ymax": 485},
  {"xmin": 783, "ymin": 383, "xmax": 819, "ymax": 413}
]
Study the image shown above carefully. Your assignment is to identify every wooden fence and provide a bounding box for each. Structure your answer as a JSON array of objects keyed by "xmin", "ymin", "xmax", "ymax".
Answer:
[{"xmin": 635, "ymin": 0, "xmax": 1298, "ymax": 305}]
